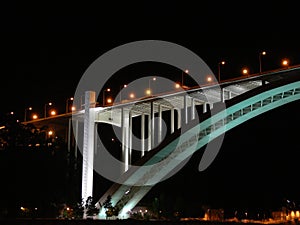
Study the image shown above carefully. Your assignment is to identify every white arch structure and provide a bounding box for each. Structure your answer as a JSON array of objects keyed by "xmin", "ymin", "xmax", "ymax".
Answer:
[{"xmin": 72, "ymin": 66, "xmax": 300, "ymax": 219}]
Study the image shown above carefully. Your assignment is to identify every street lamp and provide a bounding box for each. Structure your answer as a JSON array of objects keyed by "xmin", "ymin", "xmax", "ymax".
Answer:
[
  {"xmin": 48, "ymin": 130, "xmax": 53, "ymax": 137},
  {"xmin": 44, "ymin": 102, "xmax": 52, "ymax": 118},
  {"xmin": 24, "ymin": 107, "xmax": 32, "ymax": 122},
  {"xmin": 242, "ymin": 68, "xmax": 249, "ymax": 76},
  {"xmin": 145, "ymin": 88, "xmax": 152, "ymax": 96},
  {"xmin": 32, "ymin": 114, "xmax": 38, "ymax": 120},
  {"xmin": 50, "ymin": 110, "xmax": 56, "ymax": 116},
  {"xmin": 181, "ymin": 69, "xmax": 189, "ymax": 87},
  {"xmin": 259, "ymin": 51, "xmax": 266, "ymax": 73},
  {"xmin": 129, "ymin": 93, "xmax": 135, "ymax": 99},
  {"xmin": 218, "ymin": 61, "xmax": 225, "ymax": 82},
  {"xmin": 119, "ymin": 84, "xmax": 128, "ymax": 102},
  {"xmin": 65, "ymin": 97, "xmax": 74, "ymax": 113},
  {"xmin": 148, "ymin": 77, "xmax": 156, "ymax": 95},
  {"xmin": 102, "ymin": 88, "xmax": 111, "ymax": 106},
  {"xmin": 106, "ymin": 97, "xmax": 113, "ymax": 104},
  {"xmin": 206, "ymin": 75, "xmax": 213, "ymax": 83},
  {"xmin": 282, "ymin": 58, "xmax": 289, "ymax": 67}
]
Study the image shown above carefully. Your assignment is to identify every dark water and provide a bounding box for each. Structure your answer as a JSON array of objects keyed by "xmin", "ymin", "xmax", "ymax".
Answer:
[{"xmin": 0, "ymin": 219, "xmax": 288, "ymax": 225}]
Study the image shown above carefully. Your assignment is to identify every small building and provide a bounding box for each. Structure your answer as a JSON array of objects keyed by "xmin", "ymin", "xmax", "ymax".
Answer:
[
  {"xmin": 130, "ymin": 206, "xmax": 152, "ymax": 219},
  {"xmin": 204, "ymin": 208, "xmax": 224, "ymax": 221}
]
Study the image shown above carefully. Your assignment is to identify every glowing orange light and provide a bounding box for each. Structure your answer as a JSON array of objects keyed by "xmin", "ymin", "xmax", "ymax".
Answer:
[
  {"xmin": 107, "ymin": 98, "xmax": 112, "ymax": 104},
  {"xmin": 146, "ymin": 89, "xmax": 151, "ymax": 95},
  {"xmin": 206, "ymin": 76, "xmax": 213, "ymax": 82},
  {"xmin": 242, "ymin": 68, "xmax": 249, "ymax": 75},
  {"xmin": 282, "ymin": 59, "xmax": 289, "ymax": 66}
]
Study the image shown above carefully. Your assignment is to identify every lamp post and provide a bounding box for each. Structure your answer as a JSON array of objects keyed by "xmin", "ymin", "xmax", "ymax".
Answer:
[
  {"xmin": 50, "ymin": 110, "xmax": 56, "ymax": 116},
  {"xmin": 65, "ymin": 97, "xmax": 74, "ymax": 113},
  {"xmin": 218, "ymin": 61, "xmax": 225, "ymax": 82},
  {"xmin": 242, "ymin": 68, "xmax": 249, "ymax": 76},
  {"xmin": 44, "ymin": 102, "xmax": 52, "ymax": 118},
  {"xmin": 119, "ymin": 84, "xmax": 127, "ymax": 102},
  {"xmin": 145, "ymin": 88, "xmax": 152, "ymax": 96},
  {"xmin": 148, "ymin": 77, "xmax": 156, "ymax": 96},
  {"xmin": 181, "ymin": 69, "xmax": 189, "ymax": 87},
  {"xmin": 259, "ymin": 51, "xmax": 266, "ymax": 73},
  {"xmin": 206, "ymin": 75, "xmax": 213, "ymax": 83},
  {"xmin": 24, "ymin": 107, "xmax": 32, "ymax": 122},
  {"xmin": 282, "ymin": 58, "xmax": 289, "ymax": 67},
  {"xmin": 129, "ymin": 93, "xmax": 135, "ymax": 99},
  {"xmin": 102, "ymin": 88, "xmax": 111, "ymax": 106}
]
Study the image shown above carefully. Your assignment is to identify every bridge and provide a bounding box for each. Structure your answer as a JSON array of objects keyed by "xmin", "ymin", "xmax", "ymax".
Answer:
[{"xmin": 23, "ymin": 65, "xmax": 300, "ymax": 219}]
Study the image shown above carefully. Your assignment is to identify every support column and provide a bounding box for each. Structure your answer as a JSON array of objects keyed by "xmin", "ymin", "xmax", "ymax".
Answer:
[
  {"xmin": 141, "ymin": 113, "xmax": 145, "ymax": 157},
  {"xmin": 94, "ymin": 123, "xmax": 98, "ymax": 155},
  {"xmin": 191, "ymin": 98, "xmax": 195, "ymax": 120},
  {"xmin": 158, "ymin": 104, "xmax": 162, "ymax": 144},
  {"xmin": 74, "ymin": 119, "xmax": 78, "ymax": 159},
  {"xmin": 221, "ymin": 88, "xmax": 225, "ymax": 102},
  {"xmin": 184, "ymin": 95, "xmax": 188, "ymax": 124},
  {"xmin": 228, "ymin": 91, "xmax": 232, "ymax": 99},
  {"xmin": 151, "ymin": 102, "xmax": 155, "ymax": 148},
  {"xmin": 129, "ymin": 111, "xmax": 132, "ymax": 165},
  {"xmin": 81, "ymin": 91, "xmax": 96, "ymax": 207},
  {"xmin": 147, "ymin": 114, "xmax": 151, "ymax": 151},
  {"xmin": 177, "ymin": 108, "xmax": 181, "ymax": 129},
  {"xmin": 121, "ymin": 108, "xmax": 130, "ymax": 172},
  {"xmin": 170, "ymin": 108, "xmax": 175, "ymax": 134},
  {"xmin": 203, "ymin": 103, "xmax": 207, "ymax": 113}
]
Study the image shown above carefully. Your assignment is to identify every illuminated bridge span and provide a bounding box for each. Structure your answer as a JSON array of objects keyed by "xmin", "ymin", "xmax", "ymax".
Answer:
[{"xmin": 24, "ymin": 66, "xmax": 300, "ymax": 219}]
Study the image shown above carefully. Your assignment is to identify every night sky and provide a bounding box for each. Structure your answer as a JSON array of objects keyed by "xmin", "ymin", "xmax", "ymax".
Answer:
[{"xmin": 1, "ymin": 1, "xmax": 300, "ymax": 216}]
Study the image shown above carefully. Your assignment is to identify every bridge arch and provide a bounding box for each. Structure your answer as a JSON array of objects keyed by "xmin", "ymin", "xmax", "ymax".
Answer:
[{"xmin": 98, "ymin": 78, "xmax": 300, "ymax": 219}]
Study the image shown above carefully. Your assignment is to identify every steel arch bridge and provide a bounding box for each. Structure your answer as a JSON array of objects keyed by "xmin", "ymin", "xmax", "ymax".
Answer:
[
  {"xmin": 24, "ymin": 66, "xmax": 300, "ymax": 219},
  {"xmin": 94, "ymin": 74, "xmax": 300, "ymax": 219}
]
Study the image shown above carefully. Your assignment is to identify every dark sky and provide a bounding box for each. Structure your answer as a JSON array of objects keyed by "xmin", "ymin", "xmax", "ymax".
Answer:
[
  {"xmin": 2, "ymin": 1, "xmax": 300, "ymax": 116},
  {"xmin": 1, "ymin": 1, "xmax": 300, "ymax": 214}
]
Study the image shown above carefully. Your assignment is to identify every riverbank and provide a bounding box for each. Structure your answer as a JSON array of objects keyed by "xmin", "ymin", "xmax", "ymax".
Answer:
[{"xmin": 0, "ymin": 218, "xmax": 293, "ymax": 225}]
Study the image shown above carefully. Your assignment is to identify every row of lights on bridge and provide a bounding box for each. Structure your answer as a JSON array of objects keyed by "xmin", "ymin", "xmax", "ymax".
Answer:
[
  {"xmin": 12, "ymin": 52, "xmax": 292, "ymax": 122},
  {"xmin": 21, "ymin": 97, "xmax": 76, "ymax": 122},
  {"xmin": 102, "ymin": 52, "xmax": 291, "ymax": 105}
]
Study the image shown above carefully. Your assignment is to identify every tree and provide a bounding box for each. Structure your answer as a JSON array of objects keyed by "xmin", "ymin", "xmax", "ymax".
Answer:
[
  {"xmin": 151, "ymin": 197, "xmax": 160, "ymax": 219},
  {"xmin": 72, "ymin": 199, "xmax": 84, "ymax": 219},
  {"xmin": 85, "ymin": 196, "xmax": 99, "ymax": 219},
  {"xmin": 102, "ymin": 195, "xmax": 114, "ymax": 219}
]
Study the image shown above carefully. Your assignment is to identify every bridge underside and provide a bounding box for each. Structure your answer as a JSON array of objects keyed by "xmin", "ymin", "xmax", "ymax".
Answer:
[
  {"xmin": 97, "ymin": 77, "xmax": 300, "ymax": 219},
  {"xmin": 21, "ymin": 66, "xmax": 300, "ymax": 220}
]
